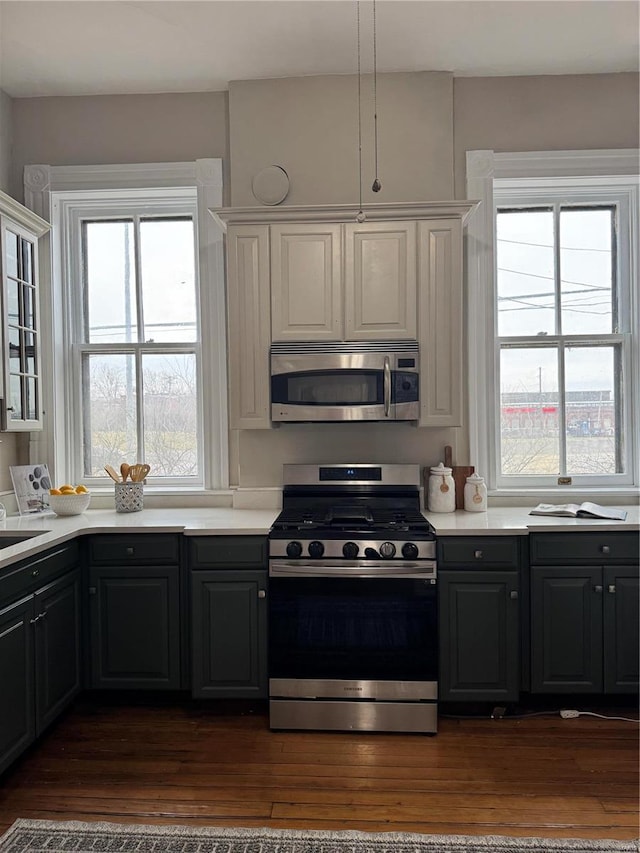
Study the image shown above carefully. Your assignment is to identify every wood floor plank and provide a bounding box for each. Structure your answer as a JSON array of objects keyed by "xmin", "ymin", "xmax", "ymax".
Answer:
[{"xmin": 0, "ymin": 697, "xmax": 637, "ymax": 842}]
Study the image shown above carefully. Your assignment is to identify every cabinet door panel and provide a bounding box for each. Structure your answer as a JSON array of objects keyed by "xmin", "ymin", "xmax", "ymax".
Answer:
[
  {"xmin": 191, "ymin": 570, "xmax": 267, "ymax": 699},
  {"xmin": 34, "ymin": 570, "xmax": 81, "ymax": 733},
  {"xmin": 271, "ymin": 225, "xmax": 341, "ymax": 341},
  {"xmin": 439, "ymin": 570, "xmax": 519, "ymax": 701},
  {"xmin": 227, "ymin": 225, "xmax": 271, "ymax": 428},
  {"xmin": 345, "ymin": 222, "xmax": 416, "ymax": 340},
  {"xmin": 531, "ymin": 567, "xmax": 602, "ymax": 693},
  {"xmin": 89, "ymin": 566, "xmax": 180, "ymax": 689},
  {"xmin": 418, "ymin": 219, "xmax": 463, "ymax": 426},
  {"xmin": 603, "ymin": 568, "xmax": 639, "ymax": 693},
  {"xmin": 0, "ymin": 596, "xmax": 35, "ymax": 774}
]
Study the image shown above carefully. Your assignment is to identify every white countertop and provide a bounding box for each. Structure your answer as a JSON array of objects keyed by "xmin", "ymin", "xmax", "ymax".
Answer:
[
  {"xmin": 0, "ymin": 504, "xmax": 637, "ymax": 571},
  {"xmin": 423, "ymin": 504, "xmax": 640, "ymax": 535}
]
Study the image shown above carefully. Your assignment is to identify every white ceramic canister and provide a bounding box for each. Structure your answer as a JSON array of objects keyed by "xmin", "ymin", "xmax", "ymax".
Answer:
[
  {"xmin": 427, "ymin": 462, "xmax": 456, "ymax": 513},
  {"xmin": 464, "ymin": 472, "xmax": 487, "ymax": 512}
]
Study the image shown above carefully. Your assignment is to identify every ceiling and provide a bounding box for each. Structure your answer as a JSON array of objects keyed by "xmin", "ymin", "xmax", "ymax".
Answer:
[{"xmin": 0, "ymin": 0, "xmax": 638, "ymax": 99}]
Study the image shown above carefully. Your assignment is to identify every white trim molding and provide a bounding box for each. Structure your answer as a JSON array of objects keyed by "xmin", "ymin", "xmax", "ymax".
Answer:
[
  {"xmin": 466, "ymin": 148, "xmax": 640, "ymax": 498},
  {"xmin": 24, "ymin": 160, "xmax": 228, "ymax": 490}
]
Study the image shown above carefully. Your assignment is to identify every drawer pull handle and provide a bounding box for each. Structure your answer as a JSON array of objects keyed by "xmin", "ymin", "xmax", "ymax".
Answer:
[
  {"xmin": 31, "ymin": 569, "xmax": 39, "ymax": 577},
  {"xmin": 29, "ymin": 616, "xmax": 40, "ymax": 625},
  {"xmin": 126, "ymin": 547, "xmax": 135, "ymax": 555},
  {"xmin": 594, "ymin": 585, "xmax": 603, "ymax": 594},
  {"xmin": 509, "ymin": 590, "xmax": 518, "ymax": 600},
  {"xmin": 258, "ymin": 589, "xmax": 266, "ymax": 599},
  {"xmin": 608, "ymin": 584, "xmax": 616, "ymax": 594},
  {"xmin": 600, "ymin": 545, "xmax": 610, "ymax": 555},
  {"xmin": 474, "ymin": 550, "xmax": 483, "ymax": 559}
]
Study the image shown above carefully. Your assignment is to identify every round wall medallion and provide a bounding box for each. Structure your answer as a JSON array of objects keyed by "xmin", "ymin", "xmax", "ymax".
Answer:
[{"xmin": 252, "ymin": 165, "xmax": 290, "ymax": 205}]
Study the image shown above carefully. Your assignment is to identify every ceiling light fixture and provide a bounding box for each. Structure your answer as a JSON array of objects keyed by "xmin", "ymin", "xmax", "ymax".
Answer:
[{"xmin": 356, "ymin": 0, "xmax": 382, "ymax": 223}]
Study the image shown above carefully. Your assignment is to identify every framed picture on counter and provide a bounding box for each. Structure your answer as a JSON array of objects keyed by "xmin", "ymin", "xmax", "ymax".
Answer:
[{"xmin": 10, "ymin": 464, "xmax": 53, "ymax": 515}]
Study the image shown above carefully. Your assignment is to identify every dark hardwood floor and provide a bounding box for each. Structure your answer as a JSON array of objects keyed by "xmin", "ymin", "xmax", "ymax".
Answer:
[{"xmin": 0, "ymin": 697, "xmax": 638, "ymax": 840}]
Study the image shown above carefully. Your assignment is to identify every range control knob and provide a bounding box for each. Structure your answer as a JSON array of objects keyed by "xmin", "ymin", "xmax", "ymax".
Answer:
[
  {"xmin": 364, "ymin": 547, "xmax": 379, "ymax": 559},
  {"xmin": 308, "ymin": 540, "xmax": 325, "ymax": 559},
  {"xmin": 379, "ymin": 541, "xmax": 396, "ymax": 559},
  {"xmin": 342, "ymin": 541, "xmax": 359, "ymax": 559},
  {"xmin": 286, "ymin": 541, "xmax": 303, "ymax": 558},
  {"xmin": 402, "ymin": 542, "xmax": 419, "ymax": 560}
]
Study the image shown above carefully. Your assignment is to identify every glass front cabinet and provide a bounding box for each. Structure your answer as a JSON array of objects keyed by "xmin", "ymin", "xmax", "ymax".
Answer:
[{"xmin": 0, "ymin": 191, "xmax": 50, "ymax": 430}]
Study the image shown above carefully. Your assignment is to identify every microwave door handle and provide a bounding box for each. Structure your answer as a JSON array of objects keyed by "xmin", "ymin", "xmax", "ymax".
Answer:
[{"xmin": 383, "ymin": 356, "xmax": 391, "ymax": 417}]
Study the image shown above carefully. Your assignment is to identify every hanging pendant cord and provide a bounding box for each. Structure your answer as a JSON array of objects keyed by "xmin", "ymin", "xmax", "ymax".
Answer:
[
  {"xmin": 356, "ymin": 1, "xmax": 364, "ymax": 218},
  {"xmin": 372, "ymin": 0, "xmax": 381, "ymax": 191}
]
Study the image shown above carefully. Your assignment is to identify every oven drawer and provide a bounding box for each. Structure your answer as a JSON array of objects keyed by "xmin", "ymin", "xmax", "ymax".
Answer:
[{"xmin": 439, "ymin": 536, "xmax": 520, "ymax": 568}]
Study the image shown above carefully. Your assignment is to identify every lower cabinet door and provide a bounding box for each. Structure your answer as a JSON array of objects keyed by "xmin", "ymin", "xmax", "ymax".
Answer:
[
  {"xmin": 191, "ymin": 570, "xmax": 267, "ymax": 699},
  {"xmin": 0, "ymin": 596, "xmax": 35, "ymax": 774},
  {"xmin": 34, "ymin": 569, "xmax": 82, "ymax": 733},
  {"xmin": 439, "ymin": 570, "xmax": 519, "ymax": 701},
  {"xmin": 604, "ymin": 567, "xmax": 639, "ymax": 693},
  {"xmin": 530, "ymin": 566, "xmax": 603, "ymax": 693},
  {"xmin": 89, "ymin": 566, "xmax": 181, "ymax": 689}
]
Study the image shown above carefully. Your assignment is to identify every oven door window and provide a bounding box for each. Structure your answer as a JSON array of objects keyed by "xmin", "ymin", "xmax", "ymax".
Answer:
[
  {"xmin": 272, "ymin": 370, "xmax": 383, "ymax": 406},
  {"xmin": 269, "ymin": 578, "xmax": 437, "ymax": 682}
]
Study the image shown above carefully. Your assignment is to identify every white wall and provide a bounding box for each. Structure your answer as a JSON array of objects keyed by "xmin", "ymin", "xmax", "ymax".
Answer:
[{"xmin": 0, "ymin": 89, "xmax": 12, "ymax": 194}]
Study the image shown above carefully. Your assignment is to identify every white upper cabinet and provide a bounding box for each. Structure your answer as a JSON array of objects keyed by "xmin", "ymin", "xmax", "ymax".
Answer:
[
  {"xmin": 270, "ymin": 224, "xmax": 341, "ymax": 341},
  {"xmin": 0, "ymin": 192, "xmax": 50, "ymax": 431},
  {"xmin": 344, "ymin": 221, "xmax": 416, "ymax": 340}
]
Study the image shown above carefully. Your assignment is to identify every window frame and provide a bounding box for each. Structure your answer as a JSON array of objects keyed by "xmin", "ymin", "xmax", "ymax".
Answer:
[
  {"xmin": 24, "ymin": 160, "xmax": 228, "ymax": 491},
  {"xmin": 466, "ymin": 150, "xmax": 639, "ymax": 498}
]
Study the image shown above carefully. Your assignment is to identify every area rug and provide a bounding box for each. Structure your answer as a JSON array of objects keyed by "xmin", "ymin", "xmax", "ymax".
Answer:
[{"xmin": 0, "ymin": 820, "xmax": 637, "ymax": 853}]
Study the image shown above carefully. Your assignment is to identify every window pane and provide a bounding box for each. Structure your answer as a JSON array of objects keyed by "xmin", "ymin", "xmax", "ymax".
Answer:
[
  {"xmin": 142, "ymin": 353, "xmax": 198, "ymax": 477},
  {"xmin": 560, "ymin": 208, "xmax": 613, "ymax": 335},
  {"xmin": 6, "ymin": 230, "xmax": 18, "ymax": 277},
  {"xmin": 21, "ymin": 239, "xmax": 33, "ymax": 285},
  {"xmin": 140, "ymin": 218, "xmax": 197, "ymax": 343},
  {"xmin": 565, "ymin": 346, "xmax": 621, "ymax": 474},
  {"xmin": 497, "ymin": 209, "xmax": 555, "ymax": 336},
  {"xmin": 500, "ymin": 347, "xmax": 559, "ymax": 474},
  {"xmin": 84, "ymin": 221, "xmax": 137, "ymax": 343},
  {"xmin": 83, "ymin": 353, "xmax": 137, "ymax": 477}
]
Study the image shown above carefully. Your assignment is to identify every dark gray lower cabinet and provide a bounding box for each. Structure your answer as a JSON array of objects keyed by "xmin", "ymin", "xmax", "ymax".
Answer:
[
  {"xmin": 531, "ymin": 564, "xmax": 639, "ymax": 693},
  {"xmin": 89, "ymin": 565, "xmax": 181, "ymax": 689},
  {"xmin": 439, "ymin": 570, "xmax": 520, "ymax": 701},
  {"xmin": 0, "ymin": 564, "xmax": 81, "ymax": 775},
  {"xmin": 191, "ymin": 570, "xmax": 267, "ymax": 699}
]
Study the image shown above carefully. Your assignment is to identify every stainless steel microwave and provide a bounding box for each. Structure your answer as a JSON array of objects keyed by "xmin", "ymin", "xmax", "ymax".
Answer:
[{"xmin": 270, "ymin": 340, "xmax": 419, "ymax": 422}]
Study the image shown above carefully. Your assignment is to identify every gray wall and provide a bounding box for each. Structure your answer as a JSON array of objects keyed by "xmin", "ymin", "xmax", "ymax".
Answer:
[
  {"xmin": 0, "ymin": 89, "xmax": 12, "ymax": 193},
  {"xmin": 7, "ymin": 71, "xmax": 640, "ymax": 489}
]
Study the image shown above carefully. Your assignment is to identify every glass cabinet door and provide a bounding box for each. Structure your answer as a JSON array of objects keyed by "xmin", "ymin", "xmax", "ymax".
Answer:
[{"xmin": 0, "ymin": 194, "xmax": 50, "ymax": 431}]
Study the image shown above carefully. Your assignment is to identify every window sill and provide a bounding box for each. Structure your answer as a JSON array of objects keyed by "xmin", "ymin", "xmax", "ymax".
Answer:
[{"xmin": 489, "ymin": 487, "xmax": 640, "ymax": 507}]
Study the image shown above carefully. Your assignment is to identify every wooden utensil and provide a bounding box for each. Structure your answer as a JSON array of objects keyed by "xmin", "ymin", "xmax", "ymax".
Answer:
[
  {"xmin": 445, "ymin": 445, "xmax": 475, "ymax": 509},
  {"xmin": 129, "ymin": 463, "xmax": 150, "ymax": 482},
  {"xmin": 104, "ymin": 464, "xmax": 121, "ymax": 483},
  {"xmin": 120, "ymin": 462, "xmax": 130, "ymax": 482}
]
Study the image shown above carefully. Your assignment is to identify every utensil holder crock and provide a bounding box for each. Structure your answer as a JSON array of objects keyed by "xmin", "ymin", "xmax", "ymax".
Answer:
[{"xmin": 115, "ymin": 481, "xmax": 144, "ymax": 513}]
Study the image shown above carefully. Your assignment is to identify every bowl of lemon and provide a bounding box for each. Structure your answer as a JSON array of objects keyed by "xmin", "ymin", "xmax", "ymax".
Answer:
[{"xmin": 49, "ymin": 484, "xmax": 91, "ymax": 516}]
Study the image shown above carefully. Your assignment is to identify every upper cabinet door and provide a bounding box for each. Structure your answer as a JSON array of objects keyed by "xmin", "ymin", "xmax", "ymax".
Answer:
[
  {"xmin": 271, "ymin": 224, "xmax": 342, "ymax": 341},
  {"xmin": 0, "ymin": 195, "xmax": 50, "ymax": 431},
  {"xmin": 344, "ymin": 221, "xmax": 417, "ymax": 341}
]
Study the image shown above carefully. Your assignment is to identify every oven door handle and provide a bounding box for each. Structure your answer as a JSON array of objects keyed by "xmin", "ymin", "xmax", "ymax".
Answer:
[
  {"xmin": 383, "ymin": 356, "xmax": 391, "ymax": 417},
  {"xmin": 269, "ymin": 561, "xmax": 437, "ymax": 579}
]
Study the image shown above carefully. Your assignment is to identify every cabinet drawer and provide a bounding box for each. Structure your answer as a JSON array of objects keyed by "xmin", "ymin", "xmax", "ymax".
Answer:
[
  {"xmin": 439, "ymin": 537, "xmax": 520, "ymax": 568},
  {"xmin": 189, "ymin": 536, "xmax": 267, "ymax": 570},
  {"xmin": 530, "ymin": 533, "xmax": 639, "ymax": 566},
  {"xmin": 88, "ymin": 535, "xmax": 180, "ymax": 566},
  {"xmin": 0, "ymin": 542, "xmax": 80, "ymax": 606}
]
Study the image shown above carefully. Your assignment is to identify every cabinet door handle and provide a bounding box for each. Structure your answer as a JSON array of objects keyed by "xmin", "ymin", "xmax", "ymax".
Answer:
[
  {"xmin": 509, "ymin": 590, "xmax": 518, "ymax": 600},
  {"xmin": 258, "ymin": 589, "xmax": 266, "ymax": 599},
  {"xmin": 31, "ymin": 569, "xmax": 39, "ymax": 577},
  {"xmin": 608, "ymin": 584, "xmax": 616, "ymax": 594},
  {"xmin": 474, "ymin": 550, "xmax": 483, "ymax": 559},
  {"xmin": 600, "ymin": 545, "xmax": 610, "ymax": 555},
  {"xmin": 37, "ymin": 611, "xmax": 47, "ymax": 619},
  {"xmin": 88, "ymin": 586, "xmax": 97, "ymax": 595},
  {"xmin": 126, "ymin": 547, "xmax": 135, "ymax": 555},
  {"xmin": 594, "ymin": 585, "xmax": 603, "ymax": 594},
  {"xmin": 29, "ymin": 615, "xmax": 40, "ymax": 625}
]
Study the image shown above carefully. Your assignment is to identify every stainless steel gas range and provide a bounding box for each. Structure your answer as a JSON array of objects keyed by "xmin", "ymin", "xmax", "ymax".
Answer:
[{"xmin": 268, "ymin": 464, "xmax": 438, "ymax": 734}]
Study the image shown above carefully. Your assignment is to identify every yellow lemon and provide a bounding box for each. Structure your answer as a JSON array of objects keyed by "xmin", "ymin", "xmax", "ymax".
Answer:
[
  {"xmin": 60, "ymin": 484, "xmax": 74, "ymax": 492},
  {"xmin": 75, "ymin": 484, "xmax": 88, "ymax": 494},
  {"xmin": 60, "ymin": 487, "xmax": 75, "ymax": 494},
  {"xmin": 50, "ymin": 488, "xmax": 62, "ymax": 495}
]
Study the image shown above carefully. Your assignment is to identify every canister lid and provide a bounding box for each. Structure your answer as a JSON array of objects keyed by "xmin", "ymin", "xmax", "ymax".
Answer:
[
  {"xmin": 466, "ymin": 472, "xmax": 485, "ymax": 484},
  {"xmin": 430, "ymin": 462, "xmax": 452, "ymax": 475}
]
